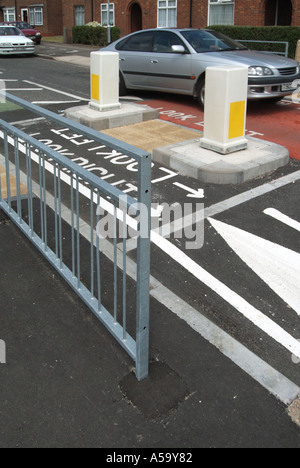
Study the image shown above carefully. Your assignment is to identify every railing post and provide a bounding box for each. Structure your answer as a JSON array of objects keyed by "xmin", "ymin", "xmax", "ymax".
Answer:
[{"xmin": 135, "ymin": 153, "xmax": 152, "ymax": 381}]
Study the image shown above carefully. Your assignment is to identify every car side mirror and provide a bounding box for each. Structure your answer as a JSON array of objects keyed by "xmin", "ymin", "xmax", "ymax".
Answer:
[{"xmin": 171, "ymin": 45, "xmax": 186, "ymax": 54}]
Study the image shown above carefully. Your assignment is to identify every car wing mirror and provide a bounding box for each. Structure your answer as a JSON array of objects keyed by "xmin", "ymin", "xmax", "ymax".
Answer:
[{"xmin": 171, "ymin": 45, "xmax": 186, "ymax": 54}]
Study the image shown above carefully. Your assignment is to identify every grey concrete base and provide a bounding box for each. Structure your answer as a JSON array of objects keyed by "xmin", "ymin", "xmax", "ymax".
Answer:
[
  {"xmin": 153, "ymin": 136, "xmax": 290, "ymax": 184},
  {"xmin": 64, "ymin": 102, "xmax": 159, "ymax": 131}
]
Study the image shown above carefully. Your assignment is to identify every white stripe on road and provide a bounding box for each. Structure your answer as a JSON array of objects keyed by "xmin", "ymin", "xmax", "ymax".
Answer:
[
  {"xmin": 23, "ymin": 80, "xmax": 90, "ymax": 101},
  {"xmin": 264, "ymin": 208, "xmax": 300, "ymax": 232}
]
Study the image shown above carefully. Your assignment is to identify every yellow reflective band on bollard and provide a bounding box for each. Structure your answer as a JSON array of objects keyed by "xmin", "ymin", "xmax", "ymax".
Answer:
[
  {"xmin": 228, "ymin": 100, "xmax": 246, "ymax": 140},
  {"xmin": 91, "ymin": 74, "xmax": 100, "ymax": 101}
]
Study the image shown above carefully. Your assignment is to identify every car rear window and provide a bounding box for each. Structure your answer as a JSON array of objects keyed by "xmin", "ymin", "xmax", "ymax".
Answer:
[{"xmin": 116, "ymin": 31, "xmax": 154, "ymax": 52}]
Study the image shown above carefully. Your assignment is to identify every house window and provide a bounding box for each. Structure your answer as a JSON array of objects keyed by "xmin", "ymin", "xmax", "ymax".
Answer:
[
  {"xmin": 30, "ymin": 7, "xmax": 43, "ymax": 26},
  {"xmin": 3, "ymin": 8, "xmax": 16, "ymax": 22},
  {"xmin": 208, "ymin": 0, "xmax": 235, "ymax": 25},
  {"xmin": 101, "ymin": 4, "xmax": 115, "ymax": 27},
  {"xmin": 74, "ymin": 6, "xmax": 85, "ymax": 26},
  {"xmin": 157, "ymin": 0, "xmax": 177, "ymax": 28}
]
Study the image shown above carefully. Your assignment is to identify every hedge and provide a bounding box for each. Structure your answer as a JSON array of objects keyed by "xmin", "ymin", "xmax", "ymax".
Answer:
[
  {"xmin": 207, "ymin": 26, "xmax": 300, "ymax": 59},
  {"xmin": 72, "ymin": 25, "xmax": 120, "ymax": 47}
]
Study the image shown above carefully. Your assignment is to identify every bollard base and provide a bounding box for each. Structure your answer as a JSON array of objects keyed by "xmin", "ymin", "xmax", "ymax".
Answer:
[
  {"xmin": 88, "ymin": 101, "xmax": 121, "ymax": 112},
  {"xmin": 200, "ymin": 137, "xmax": 248, "ymax": 155}
]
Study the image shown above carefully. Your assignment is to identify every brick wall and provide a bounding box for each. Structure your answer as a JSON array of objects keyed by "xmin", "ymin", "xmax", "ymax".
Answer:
[{"xmin": 0, "ymin": 0, "xmax": 63, "ymax": 35}]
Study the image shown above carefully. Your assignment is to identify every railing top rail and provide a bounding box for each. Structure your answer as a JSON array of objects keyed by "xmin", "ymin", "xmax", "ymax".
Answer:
[
  {"xmin": 2, "ymin": 91, "xmax": 151, "ymax": 163},
  {"xmin": 236, "ymin": 39, "xmax": 289, "ymax": 57}
]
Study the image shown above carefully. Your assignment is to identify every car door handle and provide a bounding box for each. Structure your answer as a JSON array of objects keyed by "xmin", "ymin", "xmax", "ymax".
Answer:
[
  {"xmin": 150, "ymin": 59, "xmax": 158, "ymax": 64},
  {"xmin": 119, "ymin": 58, "xmax": 125, "ymax": 61}
]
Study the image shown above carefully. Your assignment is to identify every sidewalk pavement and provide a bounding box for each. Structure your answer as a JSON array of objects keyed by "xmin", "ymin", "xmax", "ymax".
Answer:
[{"xmin": 0, "ymin": 42, "xmax": 299, "ymax": 448}]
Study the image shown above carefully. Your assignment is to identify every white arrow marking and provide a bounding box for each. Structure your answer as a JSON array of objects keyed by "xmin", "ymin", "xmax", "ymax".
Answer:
[
  {"xmin": 173, "ymin": 182, "xmax": 204, "ymax": 198},
  {"xmin": 264, "ymin": 208, "xmax": 300, "ymax": 232},
  {"xmin": 208, "ymin": 217, "xmax": 300, "ymax": 316}
]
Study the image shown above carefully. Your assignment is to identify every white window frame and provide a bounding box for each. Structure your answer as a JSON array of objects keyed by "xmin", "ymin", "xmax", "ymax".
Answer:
[
  {"xmin": 208, "ymin": 0, "xmax": 235, "ymax": 26},
  {"xmin": 157, "ymin": 0, "xmax": 177, "ymax": 28},
  {"xmin": 21, "ymin": 8, "xmax": 29, "ymax": 22},
  {"xmin": 3, "ymin": 8, "xmax": 16, "ymax": 22},
  {"xmin": 29, "ymin": 6, "xmax": 43, "ymax": 26},
  {"xmin": 100, "ymin": 3, "xmax": 115, "ymax": 27}
]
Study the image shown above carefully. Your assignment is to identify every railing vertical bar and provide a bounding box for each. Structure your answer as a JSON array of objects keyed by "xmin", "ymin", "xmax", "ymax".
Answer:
[
  {"xmin": 38, "ymin": 150, "xmax": 44, "ymax": 244},
  {"xmin": 4, "ymin": 130, "xmax": 11, "ymax": 211},
  {"xmin": 76, "ymin": 175, "xmax": 80, "ymax": 290},
  {"xmin": 122, "ymin": 205, "xmax": 127, "ymax": 341},
  {"xmin": 57, "ymin": 164, "xmax": 63, "ymax": 269},
  {"xmin": 70, "ymin": 173, "xmax": 75, "ymax": 277},
  {"xmin": 96, "ymin": 190, "xmax": 101, "ymax": 313},
  {"xmin": 90, "ymin": 186, "xmax": 94, "ymax": 298},
  {"xmin": 53, "ymin": 162, "xmax": 59, "ymax": 258},
  {"xmin": 42, "ymin": 153, "xmax": 47, "ymax": 251},
  {"xmin": 14, "ymin": 136, "xmax": 22, "ymax": 223},
  {"xmin": 113, "ymin": 204, "xmax": 118, "ymax": 323},
  {"xmin": 25, "ymin": 143, "xmax": 34, "ymax": 236}
]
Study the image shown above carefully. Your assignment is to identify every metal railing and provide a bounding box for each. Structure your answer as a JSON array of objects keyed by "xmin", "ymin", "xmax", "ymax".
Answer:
[
  {"xmin": 237, "ymin": 40, "xmax": 289, "ymax": 57},
  {"xmin": 0, "ymin": 92, "xmax": 151, "ymax": 380}
]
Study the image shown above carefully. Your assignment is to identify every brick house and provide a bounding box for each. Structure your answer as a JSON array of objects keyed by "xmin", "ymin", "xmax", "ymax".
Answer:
[
  {"xmin": 61, "ymin": 0, "xmax": 300, "ymax": 38},
  {"xmin": 0, "ymin": 0, "xmax": 63, "ymax": 36},
  {"xmin": 1, "ymin": 1, "xmax": 299, "ymax": 37}
]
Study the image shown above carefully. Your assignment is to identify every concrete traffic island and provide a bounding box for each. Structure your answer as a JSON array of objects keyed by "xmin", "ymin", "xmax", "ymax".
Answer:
[
  {"xmin": 65, "ymin": 54, "xmax": 290, "ymax": 185},
  {"xmin": 153, "ymin": 136, "xmax": 290, "ymax": 184},
  {"xmin": 65, "ymin": 101, "xmax": 159, "ymax": 131}
]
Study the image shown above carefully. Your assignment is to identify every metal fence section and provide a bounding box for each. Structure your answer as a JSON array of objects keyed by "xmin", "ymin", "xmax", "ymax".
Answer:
[
  {"xmin": 236, "ymin": 40, "xmax": 289, "ymax": 57},
  {"xmin": 0, "ymin": 92, "xmax": 152, "ymax": 381}
]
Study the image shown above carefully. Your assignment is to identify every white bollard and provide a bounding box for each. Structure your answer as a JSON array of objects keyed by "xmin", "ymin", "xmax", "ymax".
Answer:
[
  {"xmin": 200, "ymin": 65, "xmax": 248, "ymax": 154},
  {"xmin": 89, "ymin": 51, "xmax": 121, "ymax": 112}
]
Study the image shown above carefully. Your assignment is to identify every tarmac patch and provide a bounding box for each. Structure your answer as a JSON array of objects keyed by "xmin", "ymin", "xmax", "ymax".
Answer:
[{"xmin": 119, "ymin": 361, "xmax": 190, "ymax": 420}]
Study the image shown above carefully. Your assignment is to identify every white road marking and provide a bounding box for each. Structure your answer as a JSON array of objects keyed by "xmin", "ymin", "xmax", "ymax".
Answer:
[
  {"xmin": 208, "ymin": 217, "xmax": 300, "ymax": 316},
  {"xmin": 23, "ymin": 80, "xmax": 90, "ymax": 101},
  {"xmin": 173, "ymin": 182, "xmax": 205, "ymax": 198},
  {"xmin": 31, "ymin": 100, "xmax": 81, "ymax": 105},
  {"xmin": 264, "ymin": 208, "xmax": 300, "ymax": 232},
  {"xmin": 151, "ymin": 228, "xmax": 300, "ymax": 360},
  {"xmin": 170, "ymin": 171, "xmax": 300, "ymax": 237}
]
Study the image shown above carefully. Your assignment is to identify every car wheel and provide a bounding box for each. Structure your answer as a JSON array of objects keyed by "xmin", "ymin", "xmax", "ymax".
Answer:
[
  {"xmin": 197, "ymin": 78, "xmax": 205, "ymax": 109},
  {"xmin": 119, "ymin": 72, "xmax": 127, "ymax": 96}
]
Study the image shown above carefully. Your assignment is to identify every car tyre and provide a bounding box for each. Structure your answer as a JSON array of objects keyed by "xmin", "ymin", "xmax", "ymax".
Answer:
[
  {"xmin": 197, "ymin": 78, "xmax": 205, "ymax": 109},
  {"xmin": 119, "ymin": 72, "xmax": 127, "ymax": 96}
]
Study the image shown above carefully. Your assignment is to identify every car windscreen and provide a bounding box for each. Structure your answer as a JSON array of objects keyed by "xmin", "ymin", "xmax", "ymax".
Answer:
[
  {"xmin": 181, "ymin": 30, "xmax": 247, "ymax": 53},
  {"xmin": 0, "ymin": 27, "xmax": 23, "ymax": 36}
]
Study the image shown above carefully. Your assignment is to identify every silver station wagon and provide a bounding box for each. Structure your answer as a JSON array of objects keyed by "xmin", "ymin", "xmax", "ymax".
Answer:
[{"xmin": 103, "ymin": 28, "xmax": 300, "ymax": 107}]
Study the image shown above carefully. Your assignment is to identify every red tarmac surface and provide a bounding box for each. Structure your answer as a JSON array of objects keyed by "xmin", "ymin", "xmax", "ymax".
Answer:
[{"xmin": 144, "ymin": 96, "xmax": 300, "ymax": 161}]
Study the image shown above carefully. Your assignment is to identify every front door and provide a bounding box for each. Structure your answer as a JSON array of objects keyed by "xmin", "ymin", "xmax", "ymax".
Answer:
[{"xmin": 130, "ymin": 3, "xmax": 142, "ymax": 33}]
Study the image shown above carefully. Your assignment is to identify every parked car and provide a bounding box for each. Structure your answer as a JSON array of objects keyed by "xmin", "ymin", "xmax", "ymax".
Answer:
[
  {"xmin": 0, "ymin": 25, "xmax": 35, "ymax": 55},
  {"xmin": 0, "ymin": 21, "xmax": 42, "ymax": 44},
  {"xmin": 102, "ymin": 28, "xmax": 300, "ymax": 107}
]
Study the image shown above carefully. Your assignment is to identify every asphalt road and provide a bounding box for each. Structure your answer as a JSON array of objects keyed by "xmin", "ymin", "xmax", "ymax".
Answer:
[{"xmin": 0, "ymin": 50, "xmax": 299, "ymax": 445}]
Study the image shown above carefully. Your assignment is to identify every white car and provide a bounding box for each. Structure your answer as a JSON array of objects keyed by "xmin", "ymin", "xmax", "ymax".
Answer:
[{"xmin": 0, "ymin": 25, "xmax": 35, "ymax": 55}]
